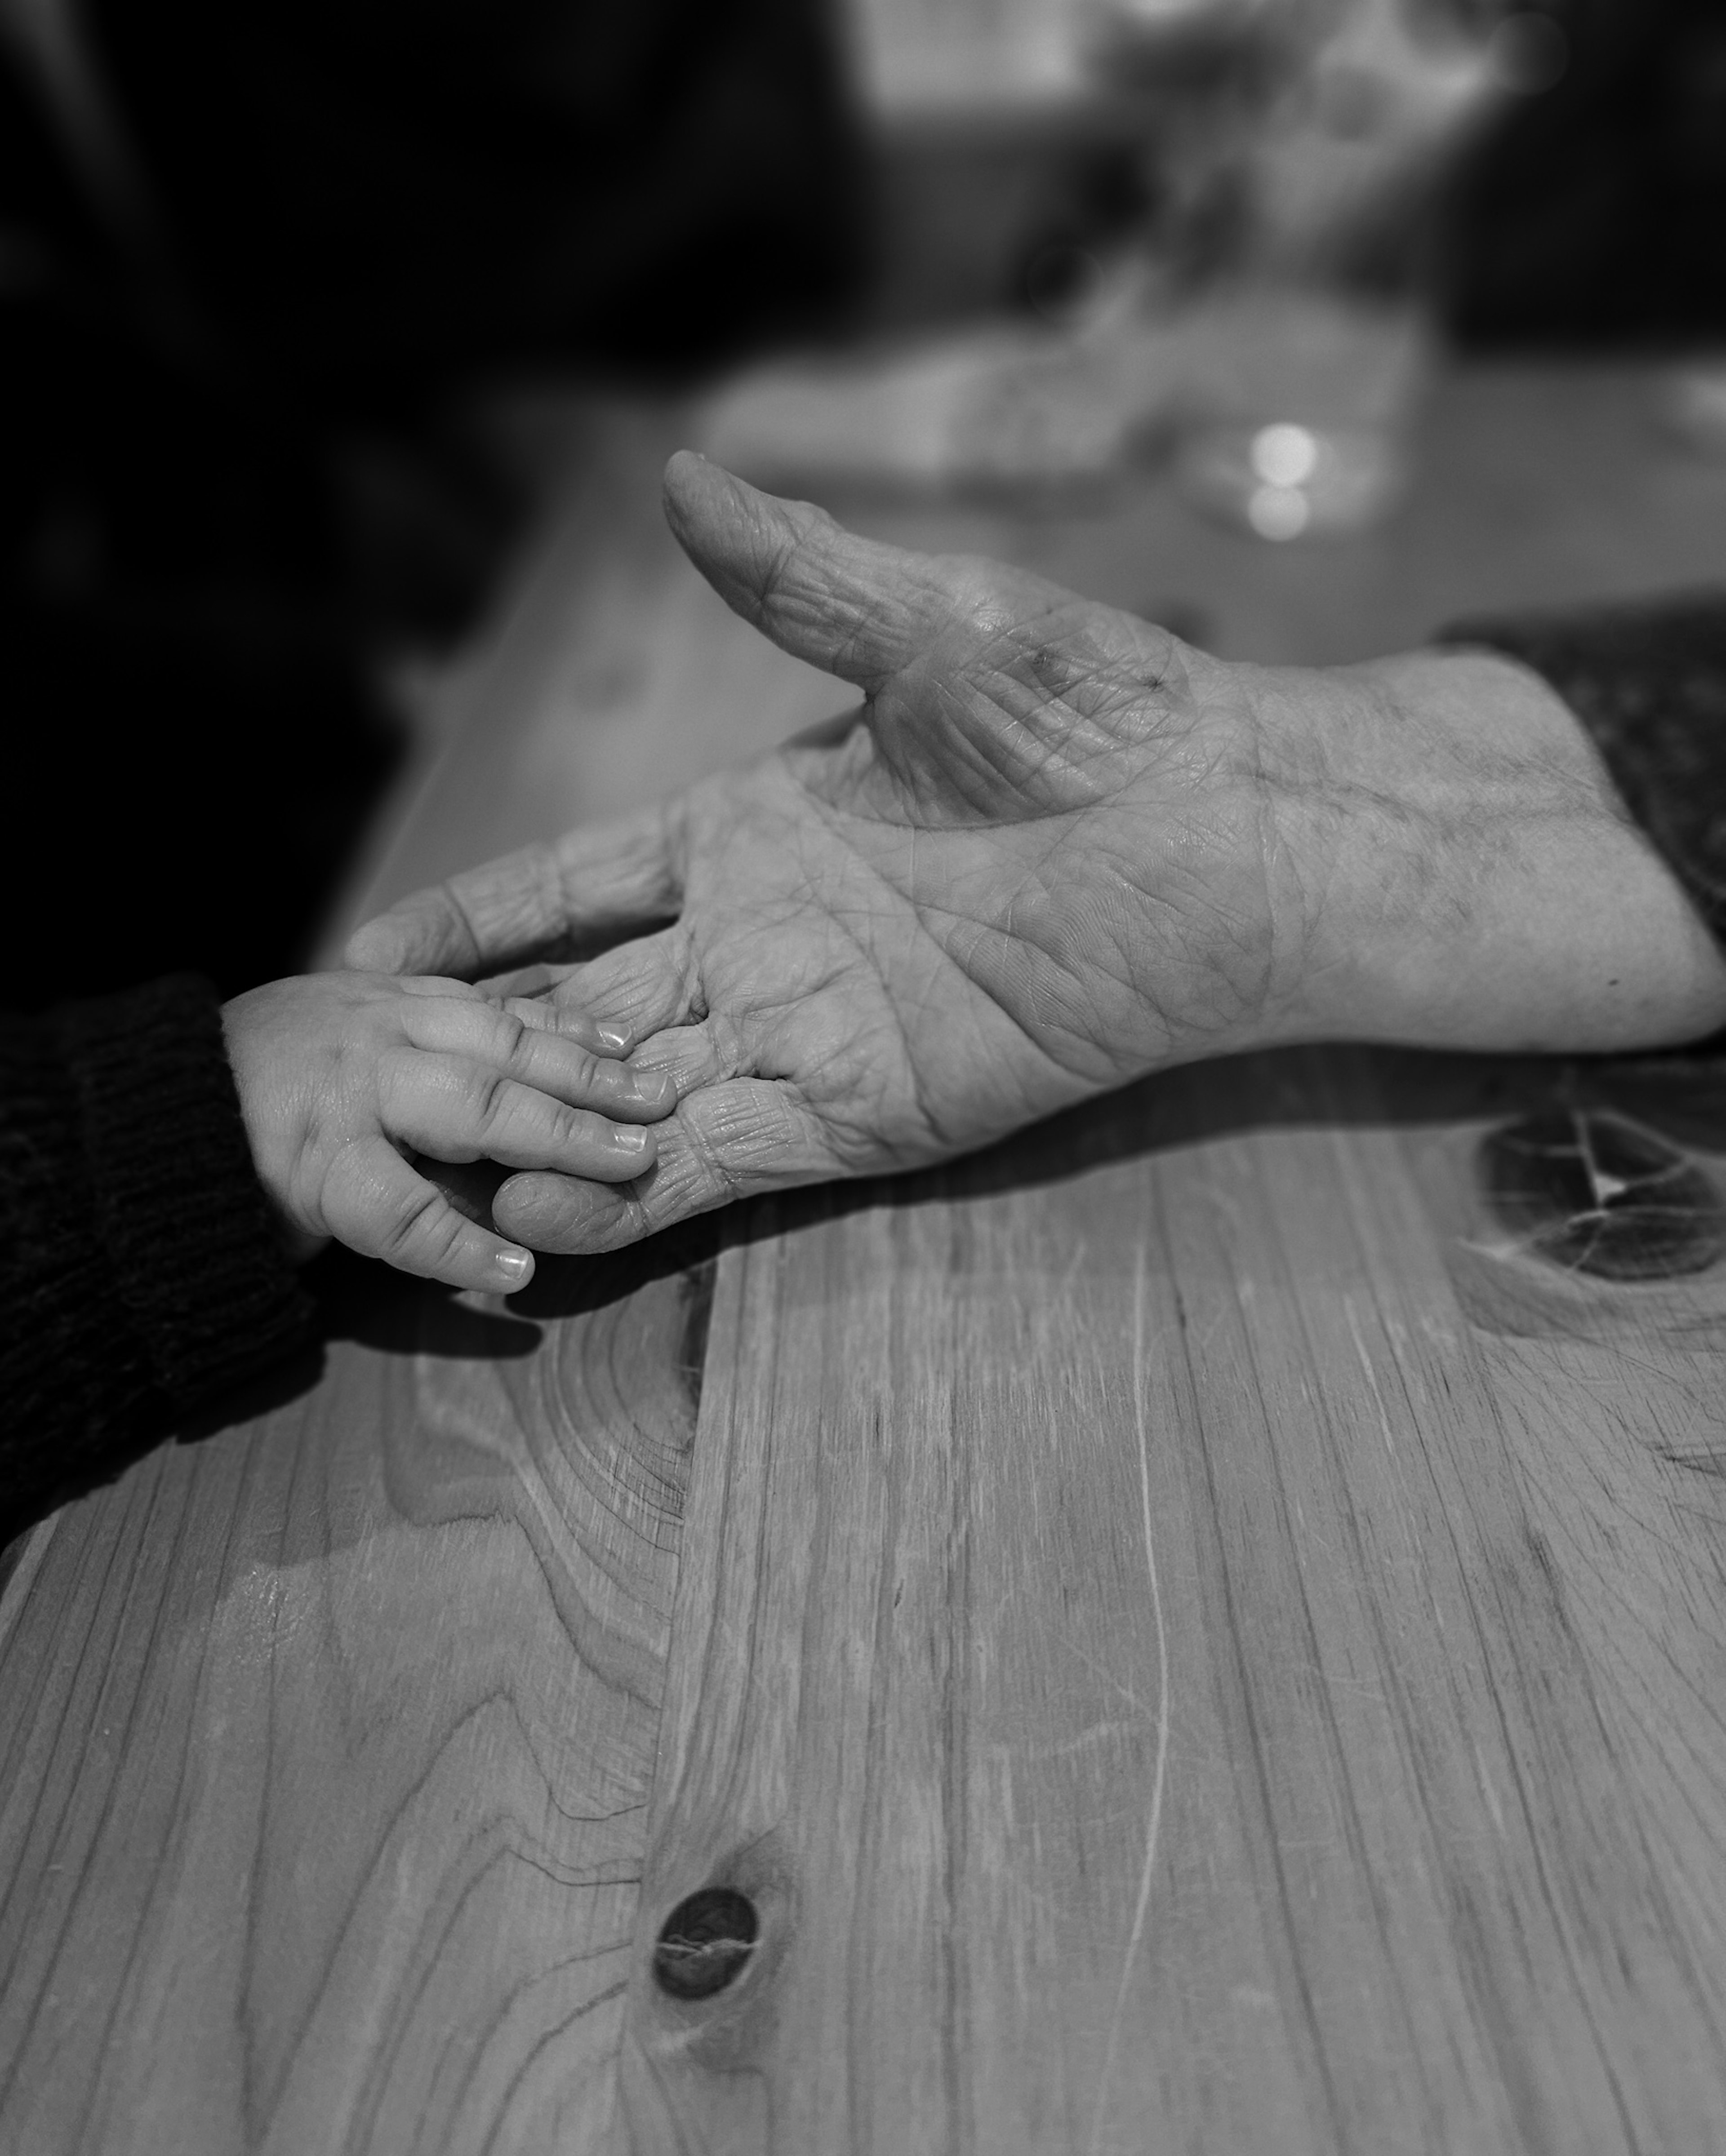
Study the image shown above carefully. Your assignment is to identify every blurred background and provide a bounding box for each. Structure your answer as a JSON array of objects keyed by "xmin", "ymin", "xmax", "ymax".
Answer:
[{"xmin": 3, "ymin": 0, "xmax": 1724, "ymax": 1011}]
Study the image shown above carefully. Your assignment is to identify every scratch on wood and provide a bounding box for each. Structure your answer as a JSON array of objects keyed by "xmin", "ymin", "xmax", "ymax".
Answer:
[
  {"xmin": 1655, "ymin": 1444, "xmax": 1726, "ymax": 1480},
  {"xmin": 1087, "ymin": 1248, "xmax": 1171, "ymax": 2156},
  {"xmin": 1343, "ymin": 1295, "xmax": 1398, "ymax": 1464}
]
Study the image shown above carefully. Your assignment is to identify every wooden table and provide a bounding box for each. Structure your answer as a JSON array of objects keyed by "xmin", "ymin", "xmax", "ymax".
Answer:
[{"xmin": 5, "ymin": 366, "xmax": 1726, "ymax": 2155}]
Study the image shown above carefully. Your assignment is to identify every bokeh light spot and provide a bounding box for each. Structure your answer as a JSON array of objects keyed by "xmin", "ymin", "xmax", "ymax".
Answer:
[
  {"xmin": 1250, "ymin": 423, "xmax": 1320, "ymax": 488},
  {"xmin": 1246, "ymin": 484, "xmax": 1312, "ymax": 540}
]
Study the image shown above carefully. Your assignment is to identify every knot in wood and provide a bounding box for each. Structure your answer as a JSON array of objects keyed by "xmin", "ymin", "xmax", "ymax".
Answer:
[
  {"xmin": 653, "ymin": 1887, "xmax": 760, "ymax": 2001},
  {"xmin": 1478, "ymin": 1109, "xmax": 1726, "ymax": 1282}
]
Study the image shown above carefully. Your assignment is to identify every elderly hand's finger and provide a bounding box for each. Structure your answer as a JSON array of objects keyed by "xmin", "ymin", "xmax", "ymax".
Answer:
[
  {"xmin": 627, "ymin": 1021, "xmax": 747, "ymax": 1096},
  {"xmin": 343, "ymin": 801, "xmax": 681, "ymax": 979},
  {"xmin": 380, "ymin": 1051, "xmax": 658, "ymax": 1181},
  {"xmin": 662, "ymin": 452, "xmax": 1073, "ymax": 692},
  {"xmin": 493, "ymin": 1078, "xmax": 837, "ymax": 1253},
  {"xmin": 518, "ymin": 923, "xmax": 701, "ymax": 1054},
  {"xmin": 400, "ymin": 996, "xmax": 677, "ymax": 1118},
  {"xmin": 319, "ymin": 1134, "xmax": 535, "ymax": 1293}
]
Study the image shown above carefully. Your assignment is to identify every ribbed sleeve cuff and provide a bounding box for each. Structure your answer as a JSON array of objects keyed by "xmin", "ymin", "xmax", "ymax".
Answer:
[
  {"xmin": 53, "ymin": 975, "xmax": 312, "ymax": 1417},
  {"xmin": 1437, "ymin": 592, "xmax": 1726, "ymax": 945}
]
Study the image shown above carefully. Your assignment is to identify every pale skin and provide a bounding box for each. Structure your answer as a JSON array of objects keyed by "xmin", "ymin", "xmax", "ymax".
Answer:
[
  {"xmin": 344, "ymin": 452, "xmax": 1726, "ymax": 1257},
  {"xmin": 221, "ymin": 972, "xmax": 676, "ymax": 1290}
]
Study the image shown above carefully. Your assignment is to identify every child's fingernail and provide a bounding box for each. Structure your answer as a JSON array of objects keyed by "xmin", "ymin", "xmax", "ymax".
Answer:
[
  {"xmin": 631, "ymin": 1068, "xmax": 677, "ymax": 1107},
  {"xmin": 495, "ymin": 1247, "xmax": 533, "ymax": 1285},
  {"xmin": 596, "ymin": 1022, "xmax": 632, "ymax": 1054},
  {"xmin": 610, "ymin": 1125, "xmax": 652, "ymax": 1155}
]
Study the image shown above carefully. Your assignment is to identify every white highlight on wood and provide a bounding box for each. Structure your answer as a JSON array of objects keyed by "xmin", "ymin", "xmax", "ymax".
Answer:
[{"xmin": 1087, "ymin": 1247, "xmax": 1171, "ymax": 2156}]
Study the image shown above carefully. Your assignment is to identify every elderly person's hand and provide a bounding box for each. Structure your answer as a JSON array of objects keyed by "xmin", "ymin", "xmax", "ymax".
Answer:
[{"xmin": 346, "ymin": 455, "xmax": 1726, "ymax": 1254}]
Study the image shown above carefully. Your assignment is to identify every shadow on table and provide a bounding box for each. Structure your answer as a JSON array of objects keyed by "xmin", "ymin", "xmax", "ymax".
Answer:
[
  {"xmin": 517, "ymin": 1039, "xmax": 1593, "ymax": 1321},
  {"xmin": 177, "ymin": 1034, "xmax": 1726, "ymax": 1448},
  {"xmin": 159, "ymin": 1241, "xmax": 551, "ymax": 1466}
]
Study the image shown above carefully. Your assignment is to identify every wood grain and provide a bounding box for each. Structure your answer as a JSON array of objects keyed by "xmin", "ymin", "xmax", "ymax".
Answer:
[
  {"xmin": 623, "ymin": 1052, "xmax": 1726, "ymax": 2153},
  {"xmin": 5, "ymin": 368, "xmax": 1726, "ymax": 2152},
  {"xmin": 0, "ymin": 1257, "xmax": 710, "ymax": 2155}
]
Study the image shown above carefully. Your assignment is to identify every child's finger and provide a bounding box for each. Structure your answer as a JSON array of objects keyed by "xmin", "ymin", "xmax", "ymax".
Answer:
[
  {"xmin": 382, "ymin": 1053, "xmax": 659, "ymax": 1182},
  {"xmin": 400, "ymin": 997, "xmax": 676, "ymax": 1118},
  {"xmin": 510, "ymin": 1023, "xmax": 676, "ymax": 1117},
  {"xmin": 480, "ymin": 979, "xmax": 627, "ymax": 1056},
  {"xmin": 319, "ymin": 1134, "xmax": 535, "ymax": 1293}
]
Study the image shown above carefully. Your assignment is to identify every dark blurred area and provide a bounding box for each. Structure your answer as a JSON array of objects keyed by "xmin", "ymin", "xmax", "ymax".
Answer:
[
  {"xmin": 1447, "ymin": 0, "xmax": 1726, "ymax": 345},
  {"xmin": 0, "ymin": 0, "xmax": 863, "ymax": 1011},
  {"xmin": 2, "ymin": 0, "xmax": 1724, "ymax": 1015}
]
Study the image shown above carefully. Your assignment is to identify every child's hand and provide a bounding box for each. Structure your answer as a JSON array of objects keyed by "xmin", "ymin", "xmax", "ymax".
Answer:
[{"xmin": 222, "ymin": 972, "xmax": 676, "ymax": 1292}]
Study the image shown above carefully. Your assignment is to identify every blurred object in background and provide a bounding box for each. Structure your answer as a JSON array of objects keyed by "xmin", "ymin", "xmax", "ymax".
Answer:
[
  {"xmin": 1662, "ymin": 364, "xmax": 1726, "ymax": 459},
  {"xmin": 845, "ymin": 0, "xmax": 1097, "ymax": 112},
  {"xmin": 1103, "ymin": 0, "xmax": 1515, "ymax": 538},
  {"xmin": 838, "ymin": 0, "xmax": 1726, "ymax": 346},
  {"xmin": 1087, "ymin": 0, "xmax": 1508, "ymax": 289},
  {"xmin": 713, "ymin": 0, "xmax": 1726, "ymax": 525},
  {"xmin": 1166, "ymin": 282, "xmax": 1433, "ymax": 538},
  {"xmin": 707, "ymin": 0, "xmax": 1514, "ymax": 526},
  {"xmin": 700, "ymin": 270, "xmax": 1181, "ymax": 494}
]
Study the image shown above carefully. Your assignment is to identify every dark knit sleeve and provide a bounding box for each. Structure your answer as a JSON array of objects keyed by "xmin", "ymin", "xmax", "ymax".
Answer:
[
  {"xmin": 1437, "ymin": 593, "xmax": 1726, "ymax": 945},
  {"xmin": 0, "ymin": 975, "xmax": 313, "ymax": 1531}
]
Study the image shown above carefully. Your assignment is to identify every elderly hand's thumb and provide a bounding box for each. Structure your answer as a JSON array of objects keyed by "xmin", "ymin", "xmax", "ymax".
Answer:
[
  {"xmin": 343, "ymin": 887, "xmax": 479, "ymax": 976},
  {"xmin": 662, "ymin": 451, "xmax": 955, "ymax": 692},
  {"xmin": 343, "ymin": 910, "xmax": 423, "ymax": 973}
]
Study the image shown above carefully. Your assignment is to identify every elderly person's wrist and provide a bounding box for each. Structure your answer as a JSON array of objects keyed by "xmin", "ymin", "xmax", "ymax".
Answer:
[{"xmin": 1256, "ymin": 647, "xmax": 1726, "ymax": 1056}]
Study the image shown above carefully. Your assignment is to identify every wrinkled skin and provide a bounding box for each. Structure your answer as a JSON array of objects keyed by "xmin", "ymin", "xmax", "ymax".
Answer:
[{"xmin": 347, "ymin": 455, "xmax": 1726, "ymax": 1254}]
